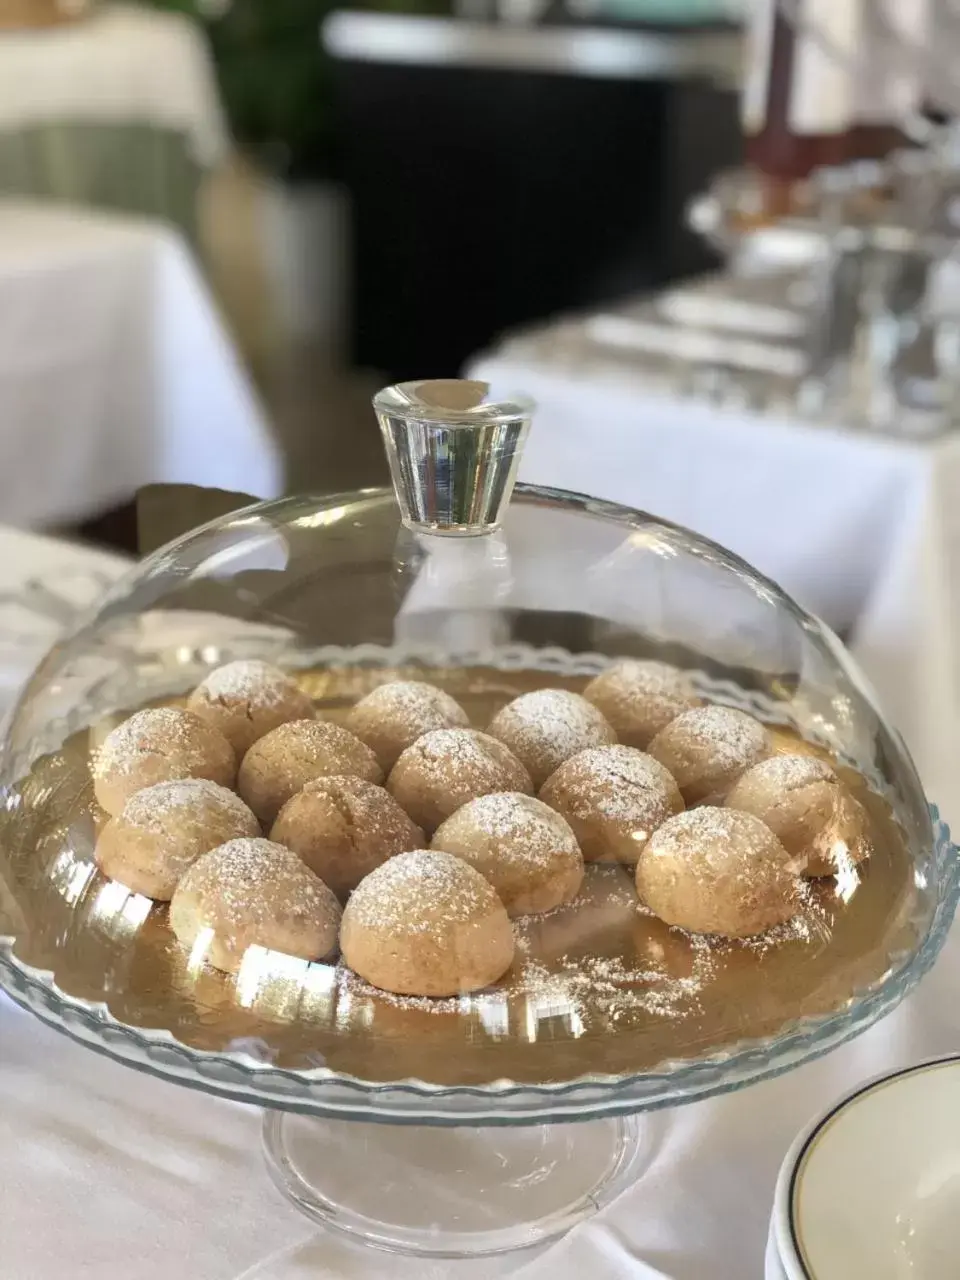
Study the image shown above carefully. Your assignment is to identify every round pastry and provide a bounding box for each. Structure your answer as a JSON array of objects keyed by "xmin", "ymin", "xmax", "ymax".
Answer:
[
  {"xmin": 725, "ymin": 754, "xmax": 870, "ymax": 877},
  {"xmin": 95, "ymin": 778, "xmax": 260, "ymax": 900},
  {"xmin": 486, "ymin": 689, "xmax": 617, "ymax": 788},
  {"xmin": 340, "ymin": 849, "xmax": 515, "ymax": 997},
  {"xmin": 169, "ymin": 837, "xmax": 341, "ymax": 974},
  {"xmin": 93, "ymin": 707, "xmax": 236, "ymax": 817},
  {"xmin": 388, "ymin": 728, "xmax": 533, "ymax": 833},
  {"xmin": 237, "ymin": 719, "xmax": 382, "ymax": 825},
  {"xmin": 636, "ymin": 808, "xmax": 799, "ymax": 938},
  {"xmin": 271, "ymin": 775, "xmax": 424, "ymax": 901},
  {"xmin": 538, "ymin": 744, "xmax": 683, "ymax": 863},
  {"xmin": 647, "ymin": 705, "xmax": 770, "ymax": 805},
  {"xmin": 583, "ymin": 659, "xmax": 702, "ymax": 748},
  {"xmin": 344, "ymin": 680, "xmax": 470, "ymax": 772},
  {"xmin": 431, "ymin": 792, "xmax": 584, "ymax": 917},
  {"xmin": 187, "ymin": 659, "xmax": 315, "ymax": 759}
]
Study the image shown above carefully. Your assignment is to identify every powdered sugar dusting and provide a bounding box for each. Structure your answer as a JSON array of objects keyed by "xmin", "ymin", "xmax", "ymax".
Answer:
[
  {"xmin": 338, "ymin": 886, "xmax": 827, "ymax": 1023},
  {"xmin": 553, "ymin": 744, "xmax": 675, "ymax": 797},
  {"xmin": 736, "ymin": 877, "xmax": 831, "ymax": 953},
  {"xmin": 336, "ymin": 856, "xmax": 829, "ymax": 1026},
  {"xmin": 345, "ymin": 682, "xmax": 472, "ymax": 771},
  {"xmin": 541, "ymin": 744, "xmax": 680, "ymax": 824},
  {"xmin": 280, "ymin": 776, "xmax": 422, "ymax": 849},
  {"xmin": 417, "ymin": 729, "xmax": 505, "ymax": 769},
  {"xmin": 736, "ymin": 753, "xmax": 836, "ymax": 793},
  {"xmin": 640, "ymin": 808, "xmax": 800, "ymax": 937},
  {"xmin": 653, "ymin": 705, "xmax": 769, "ymax": 771},
  {"xmin": 518, "ymin": 952, "xmax": 708, "ymax": 1024},
  {"xmin": 456, "ymin": 792, "xmax": 577, "ymax": 847},
  {"xmin": 397, "ymin": 729, "xmax": 530, "ymax": 791},
  {"xmin": 93, "ymin": 707, "xmax": 220, "ymax": 779},
  {"xmin": 489, "ymin": 690, "xmax": 614, "ymax": 762},
  {"xmin": 647, "ymin": 806, "xmax": 780, "ymax": 863},
  {"xmin": 343, "ymin": 849, "xmax": 500, "ymax": 934},
  {"xmin": 251, "ymin": 720, "xmax": 377, "ymax": 770},
  {"xmin": 583, "ymin": 660, "xmax": 702, "ymax": 744},
  {"xmin": 177, "ymin": 837, "xmax": 336, "ymax": 930},
  {"xmin": 195, "ymin": 660, "xmax": 300, "ymax": 707},
  {"xmin": 339, "ymin": 885, "xmax": 717, "ymax": 1024},
  {"xmin": 590, "ymin": 659, "xmax": 696, "ymax": 700},
  {"xmin": 121, "ymin": 778, "xmax": 256, "ymax": 833},
  {"xmin": 351, "ymin": 681, "xmax": 468, "ymax": 732},
  {"xmin": 433, "ymin": 792, "xmax": 580, "ymax": 868}
]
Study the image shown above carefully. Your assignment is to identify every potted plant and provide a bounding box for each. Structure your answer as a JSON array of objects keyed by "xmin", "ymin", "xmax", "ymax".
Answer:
[{"xmin": 151, "ymin": 0, "xmax": 446, "ymax": 360}]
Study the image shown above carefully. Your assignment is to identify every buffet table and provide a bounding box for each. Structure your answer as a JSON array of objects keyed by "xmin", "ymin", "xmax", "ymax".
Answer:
[
  {"xmin": 0, "ymin": 5, "xmax": 227, "ymax": 240},
  {"xmin": 0, "ymin": 201, "xmax": 282, "ymax": 527},
  {"xmin": 468, "ymin": 348, "xmax": 960, "ymax": 833}
]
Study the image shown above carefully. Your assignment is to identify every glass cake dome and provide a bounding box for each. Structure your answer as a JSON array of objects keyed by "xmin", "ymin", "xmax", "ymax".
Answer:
[{"xmin": 0, "ymin": 379, "xmax": 956, "ymax": 1257}]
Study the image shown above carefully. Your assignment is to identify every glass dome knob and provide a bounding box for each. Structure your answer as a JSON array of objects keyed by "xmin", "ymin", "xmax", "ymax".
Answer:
[{"xmin": 373, "ymin": 379, "xmax": 534, "ymax": 536}]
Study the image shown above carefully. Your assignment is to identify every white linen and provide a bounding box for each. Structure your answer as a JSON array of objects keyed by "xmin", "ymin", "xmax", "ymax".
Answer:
[
  {"xmin": 2, "ymin": 534, "xmax": 959, "ymax": 1280},
  {"xmin": 4, "ymin": 913, "xmax": 960, "ymax": 1280},
  {"xmin": 468, "ymin": 352, "xmax": 960, "ymax": 830},
  {"xmin": 0, "ymin": 4, "xmax": 228, "ymax": 167},
  {"xmin": 0, "ymin": 524, "xmax": 127, "ymax": 701},
  {"xmin": 0, "ymin": 201, "xmax": 283, "ymax": 526}
]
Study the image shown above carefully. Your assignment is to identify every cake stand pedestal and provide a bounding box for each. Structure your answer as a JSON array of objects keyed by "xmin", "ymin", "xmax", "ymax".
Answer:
[{"xmin": 262, "ymin": 1112, "xmax": 649, "ymax": 1258}]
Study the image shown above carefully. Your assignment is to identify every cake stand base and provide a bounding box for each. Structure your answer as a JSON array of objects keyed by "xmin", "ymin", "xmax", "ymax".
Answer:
[{"xmin": 262, "ymin": 1111, "xmax": 648, "ymax": 1258}]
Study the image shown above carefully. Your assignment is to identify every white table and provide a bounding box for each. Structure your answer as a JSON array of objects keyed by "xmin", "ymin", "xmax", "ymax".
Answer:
[
  {"xmin": 0, "ymin": 201, "xmax": 283, "ymax": 527},
  {"xmin": 0, "ymin": 523, "xmax": 127, "ymax": 701},
  {"xmin": 0, "ymin": 5, "xmax": 226, "ymax": 167},
  {"xmin": 0, "ymin": 5, "xmax": 228, "ymax": 237},
  {"xmin": 3, "ymin": 886, "xmax": 959, "ymax": 1280},
  {"xmin": 468, "ymin": 346, "xmax": 960, "ymax": 834},
  {"xmin": 1, "ymin": 526, "xmax": 958, "ymax": 1280}
]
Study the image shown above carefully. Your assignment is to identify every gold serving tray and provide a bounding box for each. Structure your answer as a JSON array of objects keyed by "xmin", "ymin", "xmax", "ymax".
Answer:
[{"xmin": 0, "ymin": 665, "xmax": 917, "ymax": 1088}]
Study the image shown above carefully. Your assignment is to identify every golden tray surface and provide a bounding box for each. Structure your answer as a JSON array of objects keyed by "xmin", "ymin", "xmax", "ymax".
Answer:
[{"xmin": 0, "ymin": 664, "xmax": 919, "ymax": 1089}]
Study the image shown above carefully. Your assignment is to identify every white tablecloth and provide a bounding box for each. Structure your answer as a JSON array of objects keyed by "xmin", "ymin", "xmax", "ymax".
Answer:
[
  {"xmin": 467, "ymin": 350, "xmax": 960, "ymax": 833},
  {"xmin": 0, "ymin": 4, "xmax": 227, "ymax": 167},
  {"xmin": 0, "ymin": 201, "xmax": 283, "ymax": 526},
  {"xmin": 0, "ymin": 523, "xmax": 127, "ymax": 699},
  {"xmin": 1, "ymin": 528, "xmax": 958, "ymax": 1280},
  {"xmin": 3, "ymin": 905, "xmax": 960, "ymax": 1280}
]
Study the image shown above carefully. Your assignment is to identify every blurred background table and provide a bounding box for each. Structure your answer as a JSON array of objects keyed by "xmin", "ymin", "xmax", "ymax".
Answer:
[
  {"xmin": 470, "ymin": 332, "xmax": 960, "ymax": 829},
  {"xmin": 0, "ymin": 4, "xmax": 227, "ymax": 242},
  {"xmin": 0, "ymin": 200, "xmax": 282, "ymax": 530},
  {"xmin": 0, "ymin": 524, "xmax": 126, "ymax": 708}
]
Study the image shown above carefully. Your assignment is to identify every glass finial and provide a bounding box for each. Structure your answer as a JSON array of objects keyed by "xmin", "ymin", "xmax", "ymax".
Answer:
[{"xmin": 374, "ymin": 379, "xmax": 534, "ymax": 536}]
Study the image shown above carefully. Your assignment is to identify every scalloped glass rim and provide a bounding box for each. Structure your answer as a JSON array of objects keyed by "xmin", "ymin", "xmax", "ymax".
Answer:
[
  {"xmin": 1, "ymin": 811, "xmax": 955, "ymax": 1126},
  {"xmin": 0, "ymin": 641, "xmax": 955, "ymax": 1128}
]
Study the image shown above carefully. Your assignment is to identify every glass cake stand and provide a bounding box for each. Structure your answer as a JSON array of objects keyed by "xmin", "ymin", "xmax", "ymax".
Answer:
[{"xmin": 0, "ymin": 380, "xmax": 957, "ymax": 1259}]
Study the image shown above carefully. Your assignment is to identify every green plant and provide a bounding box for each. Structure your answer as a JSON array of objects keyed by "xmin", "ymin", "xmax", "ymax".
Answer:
[{"xmin": 149, "ymin": 0, "xmax": 448, "ymax": 181}]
